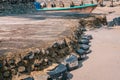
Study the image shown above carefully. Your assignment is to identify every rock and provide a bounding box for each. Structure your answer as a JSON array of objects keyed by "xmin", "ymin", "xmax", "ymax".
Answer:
[
  {"xmin": 78, "ymin": 39, "xmax": 90, "ymax": 44},
  {"xmin": 33, "ymin": 48, "xmax": 40, "ymax": 54},
  {"xmin": 11, "ymin": 69, "xmax": 17, "ymax": 75},
  {"xmin": 8, "ymin": 59, "xmax": 15, "ymax": 65},
  {"xmin": 3, "ymin": 71, "xmax": 11, "ymax": 78},
  {"xmin": 113, "ymin": 17, "xmax": 120, "ymax": 26},
  {"xmin": 3, "ymin": 66, "xmax": 9, "ymax": 71},
  {"xmin": 28, "ymin": 53, "xmax": 34, "ymax": 60},
  {"xmin": 23, "ymin": 51, "xmax": 35, "ymax": 60},
  {"xmin": 47, "ymin": 61, "xmax": 52, "ymax": 66},
  {"xmin": 51, "ymin": 53, "xmax": 57, "ymax": 58},
  {"xmin": 86, "ymin": 50, "xmax": 92, "ymax": 54},
  {"xmin": 108, "ymin": 17, "xmax": 120, "ymax": 27},
  {"xmin": 17, "ymin": 60, "xmax": 26, "ymax": 66},
  {"xmin": 44, "ymin": 58, "xmax": 48, "ymax": 62},
  {"xmin": 63, "ymin": 39, "xmax": 69, "ymax": 47},
  {"xmin": 33, "ymin": 59, "xmax": 42, "ymax": 69},
  {"xmin": 80, "ymin": 27, "xmax": 87, "ymax": 32},
  {"xmin": 52, "ymin": 42, "xmax": 58, "ymax": 48},
  {"xmin": 76, "ymin": 49, "xmax": 86, "ymax": 55},
  {"xmin": 76, "ymin": 49, "xmax": 87, "ymax": 60},
  {"xmin": 0, "ymin": 63, "xmax": 2, "ymax": 68},
  {"xmin": 79, "ymin": 15, "xmax": 107, "ymax": 28},
  {"xmin": 81, "ymin": 34, "xmax": 93, "ymax": 40},
  {"xmin": 57, "ymin": 40, "xmax": 67, "ymax": 49},
  {"xmin": 34, "ymin": 63, "xmax": 40, "ymax": 67},
  {"xmin": 41, "ymin": 48, "xmax": 46, "ymax": 55},
  {"xmin": 45, "ymin": 50, "xmax": 50, "ymax": 55},
  {"xmin": 22, "ymin": 77, "xmax": 34, "ymax": 80},
  {"xmin": 80, "ymin": 44, "xmax": 90, "ymax": 50},
  {"xmin": 18, "ymin": 66, "xmax": 26, "ymax": 73},
  {"xmin": 108, "ymin": 21, "xmax": 115, "ymax": 27}
]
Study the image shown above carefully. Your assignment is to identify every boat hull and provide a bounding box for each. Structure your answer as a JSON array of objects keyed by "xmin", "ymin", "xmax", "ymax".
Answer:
[
  {"xmin": 36, "ymin": 4, "xmax": 97, "ymax": 13},
  {"xmin": 70, "ymin": 6, "xmax": 97, "ymax": 13}
]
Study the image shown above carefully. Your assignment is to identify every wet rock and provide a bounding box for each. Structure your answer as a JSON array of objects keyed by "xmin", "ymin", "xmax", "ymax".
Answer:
[
  {"xmin": 113, "ymin": 17, "xmax": 120, "ymax": 26},
  {"xmin": 108, "ymin": 17, "xmax": 120, "ymax": 27},
  {"xmin": 76, "ymin": 49, "xmax": 86, "ymax": 59},
  {"xmin": 69, "ymin": 40, "xmax": 78, "ymax": 50},
  {"xmin": 47, "ymin": 64, "xmax": 68, "ymax": 80},
  {"xmin": 81, "ymin": 34, "xmax": 93, "ymax": 40},
  {"xmin": 76, "ymin": 49, "xmax": 86, "ymax": 55},
  {"xmin": 80, "ymin": 44, "xmax": 90, "ymax": 50},
  {"xmin": 78, "ymin": 39, "xmax": 90, "ymax": 44},
  {"xmin": 86, "ymin": 49, "xmax": 92, "ymax": 54},
  {"xmin": 108, "ymin": 21, "xmax": 115, "ymax": 27}
]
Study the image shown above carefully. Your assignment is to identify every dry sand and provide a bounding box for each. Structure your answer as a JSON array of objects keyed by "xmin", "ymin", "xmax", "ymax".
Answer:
[
  {"xmin": 0, "ymin": 12, "xmax": 79, "ymax": 55},
  {"xmin": 71, "ymin": 27, "xmax": 120, "ymax": 80},
  {"xmin": 0, "ymin": 1, "xmax": 120, "ymax": 80},
  {"xmin": 71, "ymin": 5, "xmax": 120, "ymax": 80}
]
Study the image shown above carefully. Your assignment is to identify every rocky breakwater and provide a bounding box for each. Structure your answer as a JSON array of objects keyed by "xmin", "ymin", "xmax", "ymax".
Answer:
[{"xmin": 0, "ymin": 14, "xmax": 107, "ymax": 80}]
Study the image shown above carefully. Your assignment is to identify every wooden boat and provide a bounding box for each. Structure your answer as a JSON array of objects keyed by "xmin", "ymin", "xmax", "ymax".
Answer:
[{"xmin": 34, "ymin": 3, "xmax": 97, "ymax": 13}]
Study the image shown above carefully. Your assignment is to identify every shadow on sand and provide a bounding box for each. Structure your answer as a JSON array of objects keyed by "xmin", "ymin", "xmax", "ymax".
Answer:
[{"xmin": 0, "ymin": 11, "xmax": 105, "ymax": 21}]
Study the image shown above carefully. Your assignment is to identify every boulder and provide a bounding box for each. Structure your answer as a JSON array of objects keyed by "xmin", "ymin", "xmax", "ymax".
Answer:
[
  {"xmin": 3, "ymin": 71, "xmax": 11, "ymax": 78},
  {"xmin": 76, "ymin": 49, "xmax": 86, "ymax": 55},
  {"xmin": 80, "ymin": 44, "xmax": 90, "ymax": 50},
  {"xmin": 18, "ymin": 66, "xmax": 26, "ymax": 73},
  {"xmin": 81, "ymin": 34, "xmax": 93, "ymax": 40},
  {"xmin": 78, "ymin": 39, "xmax": 90, "ymax": 44},
  {"xmin": 23, "ymin": 51, "xmax": 34, "ymax": 60}
]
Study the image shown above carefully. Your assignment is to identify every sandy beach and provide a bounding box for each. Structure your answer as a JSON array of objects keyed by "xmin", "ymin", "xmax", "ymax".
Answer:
[
  {"xmin": 71, "ymin": 4, "xmax": 120, "ymax": 80},
  {"xmin": 71, "ymin": 27, "xmax": 120, "ymax": 80},
  {"xmin": 0, "ymin": 1, "xmax": 120, "ymax": 80}
]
